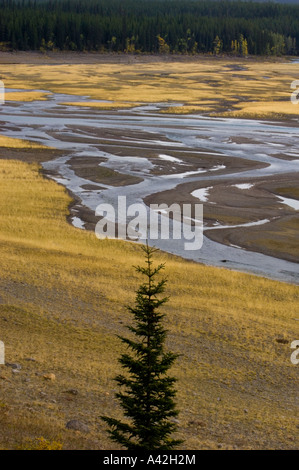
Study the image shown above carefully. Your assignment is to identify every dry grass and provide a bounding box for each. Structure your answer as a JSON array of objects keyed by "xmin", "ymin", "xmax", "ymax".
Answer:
[
  {"xmin": 1, "ymin": 58, "xmax": 299, "ymax": 118},
  {"xmin": 0, "ymin": 135, "xmax": 49, "ymax": 149},
  {"xmin": 219, "ymin": 101, "xmax": 298, "ymax": 119},
  {"xmin": 160, "ymin": 104, "xmax": 215, "ymax": 114},
  {"xmin": 4, "ymin": 91, "xmax": 50, "ymax": 102},
  {"xmin": 61, "ymin": 101, "xmax": 137, "ymax": 110},
  {"xmin": 0, "ymin": 158, "xmax": 298, "ymax": 450}
]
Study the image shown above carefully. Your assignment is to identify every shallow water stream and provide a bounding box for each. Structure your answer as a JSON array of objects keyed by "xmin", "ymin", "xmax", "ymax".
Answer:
[{"xmin": 1, "ymin": 91, "xmax": 298, "ymax": 284}]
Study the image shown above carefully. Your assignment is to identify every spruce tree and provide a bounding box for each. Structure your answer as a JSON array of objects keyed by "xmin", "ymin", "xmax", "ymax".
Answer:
[{"xmin": 102, "ymin": 245, "xmax": 182, "ymax": 450}]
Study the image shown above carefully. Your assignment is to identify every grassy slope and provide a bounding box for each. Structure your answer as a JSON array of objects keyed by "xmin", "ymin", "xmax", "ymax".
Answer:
[{"xmin": 0, "ymin": 158, "xmax": 298, "ymax": 450}]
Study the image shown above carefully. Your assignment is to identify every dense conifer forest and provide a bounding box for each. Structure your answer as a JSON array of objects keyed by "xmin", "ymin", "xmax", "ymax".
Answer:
[{"xmin": 0, "ymin": 0, "xmax": 298, "ymax": 55}]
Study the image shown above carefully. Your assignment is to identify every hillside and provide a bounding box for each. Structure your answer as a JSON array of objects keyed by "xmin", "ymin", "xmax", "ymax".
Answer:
[{"xmin": 0, "ymin": 147, "xmax": 298, "ymax": 450}]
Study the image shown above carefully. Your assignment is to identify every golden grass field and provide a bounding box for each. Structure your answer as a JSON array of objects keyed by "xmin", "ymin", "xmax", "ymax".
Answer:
[
  {"xmin": 0, "ymin": 55, "xmax": 298, "ymax": 450},
  {"xmin": 4, "ymin": 91, "xmax": 50, "ymax": 102},
  {"xmin": 1, "ymin": 57, "xmax": 298, "ymax": 118},
  {"xmin": 62, "ymin": 101, "xmax": 138, "ymax": 110},
  {"xmin": 0, "ymin": 157, "xmax": 298, "ymax": 450},
  {"xmin": 0, "ymin": 134, "xmax": 48, "ymax": 149}
]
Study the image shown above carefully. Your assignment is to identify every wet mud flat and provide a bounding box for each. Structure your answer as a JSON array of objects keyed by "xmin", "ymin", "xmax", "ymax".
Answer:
[
  {"xmin": 145, "ymin": 172, "xmax": 299, "ymax": 264},
  {"xmin": 0, "ymin": 93, "xmax": 298, "ymax": 283}
]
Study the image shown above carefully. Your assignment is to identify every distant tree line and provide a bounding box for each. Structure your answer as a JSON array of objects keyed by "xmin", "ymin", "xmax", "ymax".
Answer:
[{"xmin": 0, "ymin": 0, "xmax": 298, "ymax": 56}]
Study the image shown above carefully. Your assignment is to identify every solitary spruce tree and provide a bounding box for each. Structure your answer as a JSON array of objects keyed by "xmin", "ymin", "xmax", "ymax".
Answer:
[{"xmin": 102, "ymin": 245, "xmax": 182, "ymax": 450}]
